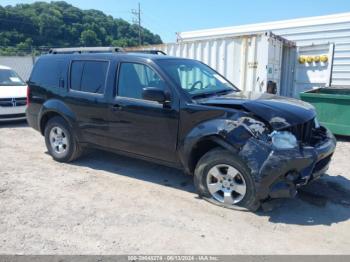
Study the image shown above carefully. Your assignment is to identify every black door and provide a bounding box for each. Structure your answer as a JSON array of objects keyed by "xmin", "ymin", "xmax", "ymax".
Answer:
[
  {"xmin": 108, "ymin": 62, "xmax": 180, "ymax": 164},
  {"xmin": 66, "ymin": 60, "xmax": 110, "ymax": 147}
]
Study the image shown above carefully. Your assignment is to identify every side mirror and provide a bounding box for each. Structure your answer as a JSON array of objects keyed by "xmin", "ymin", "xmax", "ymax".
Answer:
[{"xmin": 142, "ymin": 87, "xmax": 168, "ymax": 104}]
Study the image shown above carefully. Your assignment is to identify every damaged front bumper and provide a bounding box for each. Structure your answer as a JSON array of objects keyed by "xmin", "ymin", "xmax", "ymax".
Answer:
[{"xmin": 238, "ymin": 127, "xmax": 337, "ymax": 202}]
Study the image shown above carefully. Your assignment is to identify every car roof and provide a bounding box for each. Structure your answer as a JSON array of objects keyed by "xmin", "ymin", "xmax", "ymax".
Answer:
[
  {"xmin": 39, "ymin": 52, "xmax": 192, "ymax": 62},
  {"xmin": 0, "ymin": 65, "xmax": 12, "ymax": 70}
]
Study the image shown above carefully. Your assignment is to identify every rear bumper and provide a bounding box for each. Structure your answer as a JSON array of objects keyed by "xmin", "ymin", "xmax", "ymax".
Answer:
[
  {"xmin": 25, "ymin": 109, "xmax": 40, "ymax": 131},
  {"xmin": 239, "ymin": 127, "xmax": 336, "ymax": 201},
  {"xmin": 0, "ymin": 106, "xmax": 26, "ymax": 121}
]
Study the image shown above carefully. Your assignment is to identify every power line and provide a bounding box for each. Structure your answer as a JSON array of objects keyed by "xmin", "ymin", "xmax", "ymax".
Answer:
[{"xmin": 131, "ymin": 3, "xmax": 142, "ymax": 46}]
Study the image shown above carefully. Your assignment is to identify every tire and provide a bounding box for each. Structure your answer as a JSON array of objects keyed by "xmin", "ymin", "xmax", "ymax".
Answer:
[
  {"xmin": 194, "ymin": 148, "xmax": 260, "ymax": 211},
  {"xmin": 44, "ymin": 116, "xmax": 82, "ymax": 162}
]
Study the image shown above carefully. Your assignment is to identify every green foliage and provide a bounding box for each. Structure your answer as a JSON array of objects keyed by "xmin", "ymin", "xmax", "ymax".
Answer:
[
  {"xmin": 80, "ymin": 30, "xmax": 101, "ymax": 46},
  {"xmin": 0, "ymin": 1, "xmax": 163, "ymax": 55}
]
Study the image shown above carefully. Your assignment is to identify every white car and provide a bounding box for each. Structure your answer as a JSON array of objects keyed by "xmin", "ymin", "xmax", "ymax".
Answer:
[{"xmin": 0, "ymin": 65, "xmax": 27, "ymax": 121}]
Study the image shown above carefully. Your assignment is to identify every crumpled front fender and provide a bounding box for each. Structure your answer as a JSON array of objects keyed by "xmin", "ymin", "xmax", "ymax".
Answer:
[
  {"xmin": 238, "ymin": 128, "xmax": 336, "ymax": 201},
  {"xmin": 180, "ymin": 114, "xmax": 336, "ymax": 203},
  {"xmin": 180, "ymin": 115, "xmax": 268, "ymax": 174}
]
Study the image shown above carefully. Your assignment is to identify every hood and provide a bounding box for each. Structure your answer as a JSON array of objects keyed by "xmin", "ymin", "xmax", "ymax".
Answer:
[
  {"xmin": 198, "ymin": 91, "xmax": 316, "ymax": 130},
  {"xmin": 0, "ymin": 85, "xmax": 27, "ymax": 99}
]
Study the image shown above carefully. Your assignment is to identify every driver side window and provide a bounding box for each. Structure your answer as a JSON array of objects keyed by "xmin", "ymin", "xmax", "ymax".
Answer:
[{"xmin": 117, "ymin": 62, "xmax": 165, "ymax": 99}]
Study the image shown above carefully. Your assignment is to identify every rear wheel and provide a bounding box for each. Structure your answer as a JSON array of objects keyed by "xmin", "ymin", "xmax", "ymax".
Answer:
[
  {"xmin": 44, "ymin": 116, "xmax": 82, "ymax": 162},
  {"xmin": 194, "ymin": 148, "xmax": 260, "ymax": 211}
]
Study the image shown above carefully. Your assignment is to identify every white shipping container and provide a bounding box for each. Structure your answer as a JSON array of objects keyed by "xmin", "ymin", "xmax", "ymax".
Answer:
[
  {"xmin": 178, "ymin": 12, "xmax": 350, "ymax": 89},
  {"xmin": 131, "ymin": 32, "xmax": 295, "ymax": 94}
]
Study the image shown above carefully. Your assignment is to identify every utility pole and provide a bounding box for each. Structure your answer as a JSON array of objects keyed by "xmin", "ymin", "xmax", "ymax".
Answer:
[{"xmin": 132, "ymin": 3, "xmax": 142, "ymax": 46}]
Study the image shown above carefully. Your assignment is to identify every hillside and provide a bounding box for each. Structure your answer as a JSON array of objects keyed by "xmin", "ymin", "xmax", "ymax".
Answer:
[{"xmin": 0, "ymin": 1, "xmax": 163, "ymax": 55}]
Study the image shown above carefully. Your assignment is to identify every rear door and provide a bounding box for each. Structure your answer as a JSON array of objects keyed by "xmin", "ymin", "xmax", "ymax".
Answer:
[
  {"xmin": 107, "ymin": 61, "xmax": 180, "ymax": 164},
  {"xmin": 66, "ymin": 59, "xmax": 111, "ymax": 147}
]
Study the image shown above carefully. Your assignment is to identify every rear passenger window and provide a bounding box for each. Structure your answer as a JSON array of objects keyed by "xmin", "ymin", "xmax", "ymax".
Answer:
[
  {"xmin": 70, "ymin": 60, "xmax": 108, "ymax": 94},
  {"xmin": 70, "ymin": 61, "xmax": 84, "ymax": 91}
]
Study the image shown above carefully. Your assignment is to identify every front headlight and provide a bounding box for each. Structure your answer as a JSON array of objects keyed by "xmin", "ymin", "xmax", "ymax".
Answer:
[{"xmin": 270, "ymin": 131, "xmax": 298, "ymax": 149}]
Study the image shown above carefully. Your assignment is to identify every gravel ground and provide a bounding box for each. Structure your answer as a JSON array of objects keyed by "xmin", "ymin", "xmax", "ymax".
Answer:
[{"xmin": 0, "ymin": 121, "xmax": 350, "ymax": 255}]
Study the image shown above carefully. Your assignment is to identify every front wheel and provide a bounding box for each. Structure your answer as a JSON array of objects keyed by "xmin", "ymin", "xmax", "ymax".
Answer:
[
  {"xmin": 44, "ymin": 116, "xmax": 82, "ymax": 162},
  {"xmin": 194, "ymin": 148, "xmax": 260, "ymax": 211}
]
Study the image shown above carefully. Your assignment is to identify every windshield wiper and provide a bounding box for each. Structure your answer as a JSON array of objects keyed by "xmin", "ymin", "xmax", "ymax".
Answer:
[
  {"xmin": 191, "ymin": 89, "xmax": 234, "ymax": 99},
  {"xmin": 215, "ymin": 89, "xmax": 234, "ymax": 95},
  {"xmin": 191, "ymin": 92, "xmax": 217, "ymax": 99}
]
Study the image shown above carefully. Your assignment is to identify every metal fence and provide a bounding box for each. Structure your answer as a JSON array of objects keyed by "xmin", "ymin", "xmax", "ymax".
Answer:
[{"xmin": 0, "ymin": 56, "xmax": 36, "ymax": 81}]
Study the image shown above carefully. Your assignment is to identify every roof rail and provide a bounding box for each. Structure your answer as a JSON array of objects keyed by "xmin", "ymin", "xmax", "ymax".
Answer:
[
  {"xmin": 126, "ymin": 50, "xmax": 167, "ymax": 55},
  {"xmin": 49, "ymin": 46, "xmax": 125, "ymax": 54}
]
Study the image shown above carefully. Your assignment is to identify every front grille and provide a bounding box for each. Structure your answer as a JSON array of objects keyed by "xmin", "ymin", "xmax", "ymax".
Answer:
[
  {"xmin": 313, "ymin": 154, "xmax": 333, "ymax": 173},
  {"xmin": 0, "ymin": 97, "xmax": 26, "ymax": 107},
  {"xmin": 285, "ymin": 119, "xmax": 328, "ymax": 146},
  {"xmin": 0, "ymin": 113, "xmax": 26, "ymax": 119},
  {"xmin": 287, "ymin": 118, "xmax": 315, "ymax": 145}
]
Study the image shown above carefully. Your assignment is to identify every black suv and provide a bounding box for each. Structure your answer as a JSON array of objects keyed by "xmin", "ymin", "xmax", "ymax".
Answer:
[{"xmin": 26, "ymin": 47, "xmax": 336, "ymax": 211}]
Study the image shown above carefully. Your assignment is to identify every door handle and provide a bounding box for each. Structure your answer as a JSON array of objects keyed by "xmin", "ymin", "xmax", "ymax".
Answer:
[
  {"xmin": 111, "ymin": 103, "xmax": 122, "ymax": 111},
  {"xmin": 59, "ymin": 78, "xmax": 65, "ymax": 88}
]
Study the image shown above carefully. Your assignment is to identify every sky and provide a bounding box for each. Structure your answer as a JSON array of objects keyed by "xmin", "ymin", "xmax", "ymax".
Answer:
[{"xmin": 2, "ymin": 0, "xmax": 350, "ymax": 43}]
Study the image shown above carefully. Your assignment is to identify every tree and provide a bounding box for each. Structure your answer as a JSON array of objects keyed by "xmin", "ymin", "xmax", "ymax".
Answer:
[
  {"xmin": 112, "ymin": 39, "xmax": 129, "ymax": 47},
  {"xmin": 0, "ymin": 1, "xmax": 163, "ymax": 55},
  {"xmin": 80, "ymin": 30, "xmax": 101, "ymax": 46}
]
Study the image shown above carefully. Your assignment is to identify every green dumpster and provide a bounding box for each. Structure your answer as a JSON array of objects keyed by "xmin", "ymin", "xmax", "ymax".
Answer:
[{"xmin": 300, "ymin": 88, "xmax": 350, "ymax": 136}]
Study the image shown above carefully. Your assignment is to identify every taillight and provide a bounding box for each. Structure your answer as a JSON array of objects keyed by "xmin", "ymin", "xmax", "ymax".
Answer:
[{"xmin": 26, "ymin": 85, "xmax": 30, "ymax": 106}]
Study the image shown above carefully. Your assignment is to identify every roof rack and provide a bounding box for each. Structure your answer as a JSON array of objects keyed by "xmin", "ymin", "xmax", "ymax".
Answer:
[
  {"xmin": 49, "ymin": 46, "xmax": 125, "ymax": 54},
  {"xmin": 127, "ymin": 50, "xmax": 167, "ymax": 55}
]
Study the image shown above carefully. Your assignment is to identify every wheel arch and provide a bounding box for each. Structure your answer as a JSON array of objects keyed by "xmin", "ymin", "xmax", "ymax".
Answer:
[
  {"xmin": 179, "ymin": 117, "xmax": 257, "ymax": 175},
  {"xmin": 38, "ymin": 99, "xmax": 78, "ymax": 137},
  {"xmin": 185, "ymin": 135, "xmax": 239, "ymax": 175}
]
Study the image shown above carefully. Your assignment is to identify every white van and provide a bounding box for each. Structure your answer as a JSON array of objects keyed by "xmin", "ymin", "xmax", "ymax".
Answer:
[{"xmin": 0, "ymin": 65, "xmax": 27, "ymax": 121}]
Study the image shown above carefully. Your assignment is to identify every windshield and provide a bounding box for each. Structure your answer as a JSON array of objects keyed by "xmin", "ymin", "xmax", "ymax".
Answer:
[
  {"xmin": 0, "ymin": 69, "xmax": 26, "ymax": 86},
  {"xmin": 157, "ymin": 59, "xmax": 238, "ymax": 97}
]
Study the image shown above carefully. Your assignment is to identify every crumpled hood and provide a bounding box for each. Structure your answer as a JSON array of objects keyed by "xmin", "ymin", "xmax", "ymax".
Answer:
[{"xmin": 198, "ymin": 91, "xmax": 316, "ymax": 130}]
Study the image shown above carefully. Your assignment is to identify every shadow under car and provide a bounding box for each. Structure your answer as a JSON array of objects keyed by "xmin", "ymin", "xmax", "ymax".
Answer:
[{"xmin": 65, "ymin": 149, "xmax": 350, "ymax": 226}]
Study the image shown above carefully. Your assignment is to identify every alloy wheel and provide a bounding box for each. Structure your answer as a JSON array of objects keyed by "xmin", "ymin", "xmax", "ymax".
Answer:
[
  {"xmin": 206, "ymin": 164, "xmax": 247, "ymax": 205},
  {"xmin": 49, "ymin": 126, "xmax": 69, "ymax": 154}
]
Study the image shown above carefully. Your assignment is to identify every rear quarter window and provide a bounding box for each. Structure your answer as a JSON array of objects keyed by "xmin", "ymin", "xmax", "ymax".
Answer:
[{"xmin": 30, "ymin": 58, "xmax": 67, "ymax": 88}]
